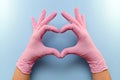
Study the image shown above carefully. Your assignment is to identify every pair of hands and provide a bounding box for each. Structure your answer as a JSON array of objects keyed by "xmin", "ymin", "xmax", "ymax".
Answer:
[
  {"xmin": 17, "ymin": 8, "xmax": 107, "ymax": 74},
  {"xmin": 29, "ymin": 8, "xmax": 93, "ymax": 59}
]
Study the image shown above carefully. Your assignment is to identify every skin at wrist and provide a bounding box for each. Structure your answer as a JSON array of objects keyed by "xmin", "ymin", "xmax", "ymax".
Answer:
[
  {"xmin": 92, "ymin": 70, "xmax": 111, "ymax": 80},
  {"xmin": 13, "ymin": 67, "xmax": 30, "ymax": 80}
]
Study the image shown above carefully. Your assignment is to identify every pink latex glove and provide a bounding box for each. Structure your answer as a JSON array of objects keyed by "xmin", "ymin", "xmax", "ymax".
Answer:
[
  {"xmin": 16, "ymin": 10, "xmax": 60, "ymax": 74},
  {"xmin": 60, "ymin": 8, "xmax": 108, "ymax": 73}
]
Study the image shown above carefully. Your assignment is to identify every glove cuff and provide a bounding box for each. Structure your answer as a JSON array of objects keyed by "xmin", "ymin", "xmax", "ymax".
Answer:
[
  {"xmin": 16, "ymin": 51, "xmax": 36, "ymax": 74},
  {"xmin": 88, "ymin": 58, "xmax": 108, "ymax": 73},
  {"xmin": 82, "ymin": 49, "xmax": 108, "ymax": 73}
]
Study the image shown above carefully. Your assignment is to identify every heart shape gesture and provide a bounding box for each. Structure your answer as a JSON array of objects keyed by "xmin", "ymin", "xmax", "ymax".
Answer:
[
  {"xmin": 31, "ymin": 8, "xmax": 90, "ymax": 59},
  {"xmin": 16, "ymin": 8, "xmax": 107, "ymax": 74}
]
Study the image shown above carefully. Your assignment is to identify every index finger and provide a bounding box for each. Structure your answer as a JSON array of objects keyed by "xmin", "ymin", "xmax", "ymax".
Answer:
[
  {"xmin": 40, "ymin": 12, "xmax": 57, "ymax": 26},
  {"xmin": 61, "ymin": 11, "xmax": 79, "ymax": 26}
]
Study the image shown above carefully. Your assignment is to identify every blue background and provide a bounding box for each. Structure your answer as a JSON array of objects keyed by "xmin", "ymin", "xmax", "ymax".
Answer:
[{"xmin": 0, "ymin": 0, "xmax": 120, "ymax": 80}]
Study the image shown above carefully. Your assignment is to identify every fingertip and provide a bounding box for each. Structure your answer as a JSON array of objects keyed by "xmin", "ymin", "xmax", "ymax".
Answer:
[
  {"xmin": 50, "ymin": 26, "xmax": 59, "ymax": 33},
  {"xmin": 61, "ymin": 49, "xmax": 68, "ymax": 57},
  {"xmin": 74, "ymin": 7, "xmax": 79, "ymax": 14},
  {"xmin": 41, "ymin": 12, "xmax": 57, "ymax": 25},
  {"xmin": 47, "ymin": 25, "xmax": 60, "ymax": 33},
  {"xmin": 59, "ymin": 54, "xmax": 64, "ymax": 58},
  {"xmin": 61, "ymin": 11, "xmax": 66, "ymax": 16},
  {"xmin": 51, "ymin": 12, "xmax": 57, "ymax": 17},
  {"xmin": 42, "ymin": 9, "xmax": 46, "ymax": 12},
  {"xmin": 81, "ymin": 14, "xmax": 85, "ymax": 18},
  {"xmin": 55, "ymin": 12, "xmax": 57, "ymax": 17},
  {"xmin": 61, "ymin": 11, "xmax": 65, "ymax": 14},
  {"xmin": 42, "ymin": 9, "xmax": 46, "ymax": 13},
  {"xmin": 60, "ymin": 24, "xmax": 76, "ymax": 33},
  {"xmin": 60, "ymin": 26, "xmax": 69, "ymax": 33},
  {"xmin": 74, "ymin": 7, "xmax": 77, "ymax": 12},
  {"xmin": 60, "ymin": 51, "xmax": 66, "ymax": 58},
  {"xmin": 61, "ymin": 53, "xmax": 64, "ymax": 58},
  {"xmin": 53, "ymin": 11, "xmax": 57, "ymax": 15},
  {"xmin": 75, "ymin": 7, "xmax": 79, "ymax": 11},
  {"xmin": 53, "ymin": 28, "xmax": 59, "ymax": 33},
  {"xmin": 60, "ymin": 28, "xmax": 64, "ymax": 33},
  {"xmin": 31, "ymin": 17, "xmax": 35, "ymax": 21},
  {"xmin": 60, "ymin": 27, "xmax": 68, "ymax": 33},
  {"xmin": 55, "ymin": 52, "xmax": 61, "ymax": 58},
  {"xmin": 32, "ymin": 16, "xmax": 34, "ymax": 19},
  {"xmin": 52, "ymin": 49, "xmax": 61, "ymax": 58},
  {"xmin": 31, "ymin": 17, "xmax": 37, "ymax": 27},
  {"xmin": 41, "ymin": 9, "xmax": 46, "ymax": 17}
]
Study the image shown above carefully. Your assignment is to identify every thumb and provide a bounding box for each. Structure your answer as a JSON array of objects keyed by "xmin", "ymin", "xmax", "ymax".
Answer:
[
  {"xmin": 39, "ymin": 25, "xmax": 59, "ymax": 39},
  {"xmin": 60, "ymin": 24, "xmax": 81, "ymax": 39},
  {"xmin": 46, "ymin": 47, "xmax": 61, "ymax": 58},
  {"xmin": 61, "ymin": 47, "xmax": 75, "ymax": 58}
]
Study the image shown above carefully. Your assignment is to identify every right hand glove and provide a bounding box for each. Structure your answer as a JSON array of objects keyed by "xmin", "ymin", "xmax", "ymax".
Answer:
[{"xmin": 60, "ymin": 8, "xmax": 108, "ymax": 73}]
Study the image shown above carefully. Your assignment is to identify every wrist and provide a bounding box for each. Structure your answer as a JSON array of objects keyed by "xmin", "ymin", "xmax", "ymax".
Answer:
[
  {"xmin": 82, "ymin": 48, "xmax": 108, "ymax": 73},
  {"xmin": 16, "ymin": 49, "xmax": 36, "ymax": 74},
  {"xmin": 87, "ymin": 55, "xmax": 108, "ymax": 73}
]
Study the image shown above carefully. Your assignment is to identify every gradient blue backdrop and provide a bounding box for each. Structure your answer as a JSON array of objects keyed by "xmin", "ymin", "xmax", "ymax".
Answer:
[{"xmin": 0, "ymin": 0, "xmax": 120, "ymax": 80}]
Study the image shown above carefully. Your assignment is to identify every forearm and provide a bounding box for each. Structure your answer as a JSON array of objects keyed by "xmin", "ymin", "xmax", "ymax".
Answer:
[
  {"xmin": 13, "ymin": 67, "xmax": 30, "ymax": 80},
  {"xmin": 92, "ymin": 70, "xmax": 111, "ymax": 80}
]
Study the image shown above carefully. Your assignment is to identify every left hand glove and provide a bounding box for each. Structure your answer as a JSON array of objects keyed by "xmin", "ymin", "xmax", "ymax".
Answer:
[{"xmin": 16, "ymin": 10, "xmax": 60, "ymax": 74}]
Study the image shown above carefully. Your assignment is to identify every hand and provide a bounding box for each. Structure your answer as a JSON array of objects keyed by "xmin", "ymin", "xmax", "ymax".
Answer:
[
  {"xmin": 16, "ymin": 10, "xmax": 60, "ymax": 74},
  {"xmin": 60, "ymin": 8, "xmax": 108, "ymax": 73}
]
